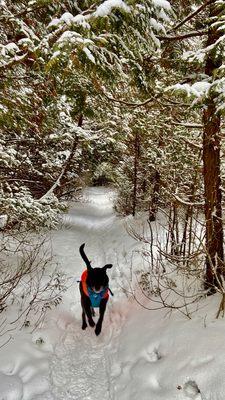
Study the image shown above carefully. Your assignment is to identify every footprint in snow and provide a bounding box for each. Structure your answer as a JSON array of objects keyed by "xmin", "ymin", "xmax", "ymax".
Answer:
[
  {"xmin": 183, "ymin": 380, "xmax": 202, "ymax": 400},
  {"xmin": 145, "ymin": 347, "xmax": 161, "ymax": 362}
]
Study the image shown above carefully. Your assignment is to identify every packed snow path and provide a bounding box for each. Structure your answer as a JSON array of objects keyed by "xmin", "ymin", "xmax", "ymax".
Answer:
[
  {"xmin": 48, "ymin": 319, "xmax": 118, "ymax": 400},
  {"xmin": 41, "ymin": 187, "xmax": 137, "ymax": 400}
]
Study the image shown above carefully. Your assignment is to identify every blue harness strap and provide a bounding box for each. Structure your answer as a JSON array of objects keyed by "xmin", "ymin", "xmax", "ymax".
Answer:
[{"xmin": 87, "ymin": 287, "xmax": 108, "ymax": 308}]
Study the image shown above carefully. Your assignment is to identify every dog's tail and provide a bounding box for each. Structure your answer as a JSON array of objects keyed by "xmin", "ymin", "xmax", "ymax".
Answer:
[{"xmin": 79, "ymin": 243, "xmax": 92, "ymax": 270}]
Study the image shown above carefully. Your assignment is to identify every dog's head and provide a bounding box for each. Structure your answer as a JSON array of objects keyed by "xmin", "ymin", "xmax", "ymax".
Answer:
[{"xmin": 79, "ymin": 243, "xmax": 112, "ymax": 293}]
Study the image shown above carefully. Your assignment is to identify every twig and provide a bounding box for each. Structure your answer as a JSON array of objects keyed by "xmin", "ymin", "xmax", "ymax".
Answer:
[
  {"xmin": 102, "ymin": 91, "xmax": 162, "ymax": 108},
  {"xmin": 0, "ymin": 335, "xmax": 12, "ymax": 350},
  {"xmin": 157, "ymin": 29, "xmax": 208, "ymax": 41}
]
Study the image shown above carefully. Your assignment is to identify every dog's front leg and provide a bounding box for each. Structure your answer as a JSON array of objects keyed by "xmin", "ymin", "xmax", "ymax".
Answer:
[
  {"xmin": 87, "ymin": 308, "xmax": 95, "ymax": 328},
  {"xmin": 85, "ymin": 300, "xmax": 96, "ymax": 327},
  {"xmin": 95, "ymin": 299, "xmax": 107, "ymax": 336},
  {"xmin": 82, "ymin": 297, "xmax": 95, "ymax": 328},
  {"xmin": 82, "ymin": 309, "xmax": 87, "ymax": 330}
]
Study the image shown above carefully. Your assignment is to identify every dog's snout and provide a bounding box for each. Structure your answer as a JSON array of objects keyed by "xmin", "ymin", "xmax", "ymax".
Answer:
[{"xmin": 92, "ymin": 285, "xmax": 103, "ymax": 293}]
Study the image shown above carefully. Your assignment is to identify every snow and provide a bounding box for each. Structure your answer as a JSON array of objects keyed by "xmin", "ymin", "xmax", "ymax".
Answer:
[
  {"xmin": 73, "ymin": 15, "xmax": 90, "ymax": 29},
  {"xmin": 152, "ymin": 0, "xmax": 171, "ymax": 11},
  {"xmin": 93, "ymin": 0, "xmax": 130, "ymax": 17},
  {"xmin": 115, "ymin": 295, "xmax": 225, "ymax": 400},
  {"xmin": 186, "ymin": 81, "xmax": 211, "ymax": 97},
  {"xmin": 48, "ymin": 12, "xmax": 90, "ymax": 30},
  {"xmin": 57, "ymin": 31, "xmax": 93, "ymax": 47},
  {"xmin": 83, "ymin": 47, "xmax": 96, "ymax": 64},
  {"xmin": 18, "ymin": 38, "xmax": 34, "ymax": 48},
  {"xmin": 48, "ymin": 12, "xmax": 74, "ymax": 28},
  {"xmin": 159, "ymin": 8, "xmax": 171, "ymax": 22},
  {"xmin": 47, "ymin": 18, "xmax": 60, "ymax": 28},
  {"xmin": 5, "ymin": 43, "xmax": 20, "ymax": 54},
  {"xmin": 150, "ymin": 17, "xmax": 166, "ymax": 33},
  {"xmin": 1, "ymin": 187, "xmax": 225, "ymax": 399},
  {"xmin": 51, "ymin": 50, "xmax": 61, "ymax": 59},
  {"xmin": 0, "ymin": 214, "xmax": 8, "ymax": 228},
  {"xmin": 57, "ymin": 30, "xmax": 81, "ymax": 43},
  {"xmin": 0, "ymin": 103, "xmax": 8, "ymax": 112},
  {"xmin": 183, "ymin": 50, "xmax": 206, "ymax": 64},
  {"xmin": 167, "ymin": 81, "xmax": 211, "ymax": 98},
  {"xmin": 60, "ymin": 12, "xmax": 74, "ymax": 24}
]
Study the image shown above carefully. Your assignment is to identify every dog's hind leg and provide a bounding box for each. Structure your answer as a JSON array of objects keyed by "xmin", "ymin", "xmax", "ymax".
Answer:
[{"xmin": 82, "ymin": 309, "xmax": 87, "ymax": 330}]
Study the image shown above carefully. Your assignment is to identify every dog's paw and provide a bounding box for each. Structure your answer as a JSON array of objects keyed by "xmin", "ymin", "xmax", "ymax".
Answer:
[
  {"xmin": 82, "ymin": 322, "xmax": 87, "ymax": 330},
  {"xmin": 88, "ymin": 319, "xmax": 95, "ymax": 328},
  {"xmin": 95, "ymin": 324, "xmax": 102, "ymax": 336}
]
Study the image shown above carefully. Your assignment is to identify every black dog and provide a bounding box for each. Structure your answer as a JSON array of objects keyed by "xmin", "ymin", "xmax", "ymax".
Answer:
[{"xmin": 79, "ymin": 243, "xmax": 112, "ymax": 336}]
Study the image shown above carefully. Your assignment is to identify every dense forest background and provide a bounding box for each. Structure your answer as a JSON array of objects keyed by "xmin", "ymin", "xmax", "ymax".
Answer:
[{"xmin": 1, "ymin": 0, "xmax": 225, "ymax": 306}]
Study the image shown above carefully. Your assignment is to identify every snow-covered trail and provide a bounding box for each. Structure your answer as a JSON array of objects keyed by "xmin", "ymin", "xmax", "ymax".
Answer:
[
  {"xmin": 49, "ymin": 186, "xmax": 137, "ymax": 311},
  {"xmin": 39, "ymin": 187, "xmax": 138, "ymax": 400}
]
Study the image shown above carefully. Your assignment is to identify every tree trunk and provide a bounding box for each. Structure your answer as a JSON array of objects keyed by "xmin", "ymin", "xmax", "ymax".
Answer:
[
  {"xmin": 40, "ymin": 114, "xmax": 82, "ymax": 200},
  {"xmin": 132, "ymin": 132, "xmax": 140, "ymax": 216},
  {"xmin": 60, "ymin": 113, "xmax": 83, "ymax": 180},
  {"xmin": 149, "ymin": 170, "xmax": 160, "ymax": 222},
  {"xmin": 203, "ymin": 3, "xmax": 224, "ymax": 291}
]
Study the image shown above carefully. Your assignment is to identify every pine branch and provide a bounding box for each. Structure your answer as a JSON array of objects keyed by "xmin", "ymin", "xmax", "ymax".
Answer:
[
  {"xmin": 0, "ymin": 4, "xmax": 46, "ymax": 20},
  {"xmin": 0, "ymin": 53, "xmax": 28, "ymax": 71}
]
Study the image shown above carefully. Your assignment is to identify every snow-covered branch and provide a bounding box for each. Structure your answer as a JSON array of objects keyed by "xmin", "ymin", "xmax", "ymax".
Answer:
[{"xmin": 173, "ymin": 194, "xmax": 203, "ymax": 207}]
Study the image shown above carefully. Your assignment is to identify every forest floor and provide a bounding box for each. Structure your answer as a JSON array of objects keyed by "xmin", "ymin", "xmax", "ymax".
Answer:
[{"xmin": 0, "ymin": 187, "xmax": 225, "ymax": 400}]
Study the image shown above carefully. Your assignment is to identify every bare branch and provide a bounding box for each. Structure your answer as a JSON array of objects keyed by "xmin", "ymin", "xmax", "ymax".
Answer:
[
  {"xmin": 102, "ymin": 91, "xmax": 162, "ymax": 108},
  {"xmin": 158, "ymin": 29, "xmax": 208, "ymax": 41},
  {"xmin": 170, "ymin": 121, "xmax": 203, "ymax": 129},
  {"xmin": 173, "ymin": 193, "xmax": 204, "ymax": 207},
  {"xmin": 181, "ymin": 137, "xmax": 202, "ymax": 150},
  {"xmin": 0, "ymin": 336, "xmax": 12, "ymax": 350},
  {"xmin": 170, "ymin": 0, "xmax": 214, "ymax": 32}
]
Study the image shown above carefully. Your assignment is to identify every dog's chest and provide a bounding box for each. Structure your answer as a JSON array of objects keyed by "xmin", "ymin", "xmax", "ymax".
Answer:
[{"xmin": 87, "ymin": 287, "xmax": 108, "ymax": 308}]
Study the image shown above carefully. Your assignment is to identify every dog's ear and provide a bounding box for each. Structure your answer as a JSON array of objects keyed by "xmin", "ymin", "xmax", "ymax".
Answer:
[
  {"xmin": 79, "ymin": 243, "xmax": 92, "ymax": 270},
  {"xmin": 103, "ymin": 264, "xmax": 113, "ymax": 271}
]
